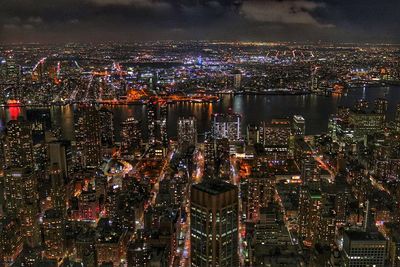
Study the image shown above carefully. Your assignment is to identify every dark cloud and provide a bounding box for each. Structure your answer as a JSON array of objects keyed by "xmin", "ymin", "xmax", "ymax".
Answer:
[{"xmin": 0, "ymin": 0, "xmax": 398, "ymax": 42}]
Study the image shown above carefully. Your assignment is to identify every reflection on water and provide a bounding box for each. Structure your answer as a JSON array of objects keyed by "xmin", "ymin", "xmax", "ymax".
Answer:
[{"xmin": 0, "ymin": 86, "xmax": 399, "ymax": 141}]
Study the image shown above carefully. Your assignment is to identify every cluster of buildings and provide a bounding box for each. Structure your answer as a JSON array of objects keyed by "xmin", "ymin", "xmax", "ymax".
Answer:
[
  {"xmin": 1, "ymin": 42, "xmax": 399, "ymax": 106},
  {"xmin": 0, "ymin": 42, "xmax": 400, "ymax": 267}
]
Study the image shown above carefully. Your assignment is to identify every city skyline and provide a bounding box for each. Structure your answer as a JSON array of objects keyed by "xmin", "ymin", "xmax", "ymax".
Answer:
[{"xmin": 0, "ymin": 2, "xmax": 400, "ymax": 265}]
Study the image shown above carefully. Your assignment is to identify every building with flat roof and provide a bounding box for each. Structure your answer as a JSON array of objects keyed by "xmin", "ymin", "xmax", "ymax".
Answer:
[{"xmin": 190, "ymin": 180, "xmax": 239, "ymax": 267}]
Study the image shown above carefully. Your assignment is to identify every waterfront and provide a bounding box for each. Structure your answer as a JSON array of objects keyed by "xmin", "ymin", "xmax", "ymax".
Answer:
[{"xmin": 0, "ymin": 86, "xmax": 399, "ymax": 141}]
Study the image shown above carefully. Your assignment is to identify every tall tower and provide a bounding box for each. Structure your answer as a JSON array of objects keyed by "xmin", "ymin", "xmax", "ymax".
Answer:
[
  {"xmin": 395, "ymin": 103, "xmax": 400, "ymax": 132},
  {"xmin": 374, "ymin": 98, "xmax": 388, "ymax": 115},
  {"xmin": 74, "ymin": 106, "xmax": 102, "ymax": 168},
  {"xmin": 3, "ymin": 118, "xmax": 34, "ymax": 169},
  {"xmin": 177, "ymin": 116, "xmax": 197, "ymax": 153},
  {"xmin": 3, "ymin": 168, "xmax": 40, "ymax": 247},
  {"xmin": 121, "ymin": 117, "xmax": 141, "ymax": 155},
  {"xmin": 159, "ymin": 103, "xmax": 168, "ymax": 148},
  {"xmin": 147, "ymin": 101, "xmax": 157, "ymax": 146},
  {"xmin": 190, "ymin": 180, "xmax": 239, "ymax": 267},
  {"xmin": 211, "ymin": 113, "xmax": 241, "ymax": 142},
  {"xmin": 99, "ymin": 107, "xmax": 114, "ymax": 147}
]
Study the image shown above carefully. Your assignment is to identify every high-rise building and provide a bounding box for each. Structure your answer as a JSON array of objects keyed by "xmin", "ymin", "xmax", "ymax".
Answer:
[
  {"xmin": 99, "ymin": 107, "xmax": 114, "ymax": 147},
  {"xmin": 0, "ymin": 216, "xmax": 24, "ymax": 266},
  {"xmin": 177, "ymin": 116, "xmax": 197, "ymax": 152},
  {"xmin": 42, "ymin": 209, "xmax": 65, "ymax": 260},
  {"xmin": 74, "ymin": 106, "xmax": 102, "ymax": 168},
  {"xmin": 262, "ymin": 119, "xmax": 291, "ymax": 159},
  {"xmin": 3, "ymin": 167, "xmax": 40, "ymax": 247},
  {"xmin": 190, "ymin": 180, "xmax": 239, "ymax": 267},
  {"xmin": 233, "ymin": 70, "xmax": 242, "ymax": 89},
  {"xmin": 349, "ymin": 111, "xmax": 384, "ymax": 139},
  {"xmin": 342, "ymin": 231, "xmax": 387, "ymax": 267},
  {"xmin": 3, "ymin": 118, "xmax": 34, "ymax": 169},
  {"xmin": 298, "ymin": 186, "xmax": 323, "ymax": 247},
  {"xmin": 212, "ymin": 113, "xmax": 241, "ymax": 142},
  {"xmin": 247, "ymin": 173, "xmax": 275, "ymax": 221},
  {"xmin": 49, "ymin": 163, "xmax": 66, "ymax": 214},
  {"xmin": 246, "ymin": 124, "xmax": 261, "ymax": 145},
  {"xmin": 374, "ymin": 98, "xmax": 388, "ymax": 115},
  {"xmin": 395, "ymin": 103, "xmax": 400, "ymax": 132},
  {"xmin": 293, "ymin": 115, "xmax": 305, "ymax": 137},
  {"xmin": 159, "ymin": 103, "xmax": 168, "ymax": 148},
  {"xmin": 48, "ymin": 140, "xmax": 71, "ymax": 179},
  {"xmin": 127, "ymin": 239, "xmax": 151, "ymax": 267},
  {"xmin": 121, "ymin": 117, "xmax": 141, "ymax": 155},
  {"xmin": 147, "ymin": 101, "xmax": 157, "ymax": 146}
]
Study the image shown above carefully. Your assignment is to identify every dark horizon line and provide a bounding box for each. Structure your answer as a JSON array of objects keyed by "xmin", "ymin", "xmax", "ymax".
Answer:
[{"xmin": 1, "ymin": 39, "xmax": 400, "ymax": 46}]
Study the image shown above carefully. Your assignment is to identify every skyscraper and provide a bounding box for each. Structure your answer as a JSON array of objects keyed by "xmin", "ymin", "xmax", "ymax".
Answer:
[
  {"xmin": 212, "ymin": 112, "xmax": 241, "ymax": 142},
  {"xmin": 147, "ymin": 101, "xmax": 157, "ymax": 146},
  {"xmin": 342, "ymin": 231, "xmax": 387, "ymax": 267},
  {"xmin": 177, "ymin": 116, "xmax": 197, "ymax": 153},
  {"xmin": 159, "ymin": 103, "xmax": 168, "ymax": 148},
  {"xmin": 293, "ymin": 115, "xmax": 305, "ymax": 137},
  {"xmin": 3, "ymin": 118, "xmax": 34, "ymax": 169},
  {"xmin": 262, "ymin": 118, "xmax": 291, "ymax": 159},
  {"xmin": 298, "ymin": 186, "xmax": 323, "ymax": 247},
  {"xmin": 395, "ymin": 103, "xmax": 400, "ymax": 132},
  {"xmin": 74, "ymin": 106, "xmax": 102, "ymax": 168},
  {"xmin": 99, "ymin": 107, "xmax": 115, "ymax": 147},
  {"xmin": 3, "ymin": 168, "xmax": 40, "ymax": 247},
  {"xmin": 42, "ymin": 209, "xmax": 65, "ymax": 260},
  {"xmin": 374, "ymin": 98, "xmax": 388, "ymax": 115},
  {"xmin": 190, "ymin": 180, "xmax": 239, "ymax": 267},
  {"xmin": 121, "ymin": 117, "xmax": 141, "ymax": 155}
]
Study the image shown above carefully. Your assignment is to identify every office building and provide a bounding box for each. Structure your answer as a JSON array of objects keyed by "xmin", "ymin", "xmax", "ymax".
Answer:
[
  {"xmin": 74, "ymin": 106, "xmax": 102, "ymax": 168},
  {"xmin": 147, "ymin": 101, "xmax": 157, "ymax": 146},
  {"xmin": 99, "ymin": 107, "xmax": 115, "ymax": 147},
  {"xmin": 342, "ymin": 231, "xmax": 387, "ymax": 267},
  {"xmin": 262, "ymin": 119, "xmax": 291, "ymax": 159},
  {"xmin": 121, "ymin": 117, "xmax": 141, "ymax": 155},
  {"xmin": 42, "ymin": 209, "xmax": 65, "ymax": 260},
  {"xmin": 293, "ymin": 115, "xmax": 305, "ymax": 137},
  {"xmin": 190, "ymin": 180, "xmax": 239, "ymax": 267},
  {"xmin": 177, "ymin": 116, "xmax": 197, "ymax": 152},
  {"xmin": 212, "ymin": 112, "xmax": 241, "ymax": 142},
  {"xmin": 3, "ymin": 118, "xmax": 34, "ymax": 169}
]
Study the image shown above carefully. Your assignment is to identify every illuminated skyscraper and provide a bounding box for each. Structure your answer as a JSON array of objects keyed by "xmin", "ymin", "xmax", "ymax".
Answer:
[
  {"xmin": 262, "ymin": 118, "xmax": 291, "ymax": 159},
  {"xmin": 3, "ymin": 168, "xmax": 40, "ymax": 247},
  {"xmin": 212, "ymin": 112, "xmax": 241, "ymax": 142},
  {"xmin": 233, "ymin": 70, "xmax": 242, "ymax": 89},
  {"xmin": 159, "ymin": 103, "xmax": 168, "ymax": 148},
  {"xmin": 246, "ymin": 124, "xmax": 261, "ymax": 145},
  {"xmin": 121, "ymin": 117, "xmax": 141, "ymax": 155},
  {"xmin": 395, "ymin": 103, "xmax": 400, "ymax": 131},
  {"xmin": 99, "ymin": 107, "xmax": 114, "ymax": 147},
  {"xmin": 74, "ymin": 106, "xmax": 102, "ymax": 168},
  {"xmin": 42, "ymin": 209, "xmax": 65, "ymax": 260},
  {"xmin": 177, "ymin": 116, "xmax": 197, "ymax": 152},
  {"xmin": 3, "ymin": 118, "xmax": 34, "ymax": 169},
  {"xmin": 190, "ymin": 180, "xmax": 239, "ymax": 267},
  {"xmin": 374, "ymin": 98, "xmax": 388, "ymax": 115},
  {"xmin": 0, "ymin": 216, "xmax": 24, "ymax": 266},
  {"xmin": 48, "ymin": 140, "xmax": 71, "ymax": 179},
  {"xmin": 298, "ymin": 186, "xmax": 323, "ymax": 247},
  {"xmin": 293, "ymin": 115, "xmax": 305, "ymax": 137},
  {"xmin": 342, "ymin": 231, "xmax": 387, "ymax": 267},
  {"xmin": 147, "ymin": 101, "xmax": 157, "ymax": 146}
]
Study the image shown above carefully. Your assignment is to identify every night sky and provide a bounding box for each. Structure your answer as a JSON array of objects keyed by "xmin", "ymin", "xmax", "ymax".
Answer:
[{"xmin": 0, "ymin": 0, "xmax": 399, "ymax": 43}]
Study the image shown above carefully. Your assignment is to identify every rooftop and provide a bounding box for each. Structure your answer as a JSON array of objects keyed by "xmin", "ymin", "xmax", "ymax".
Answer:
[{"xmin": 192, "ymin": 179, "xmax": 237, "ymax": 195}]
